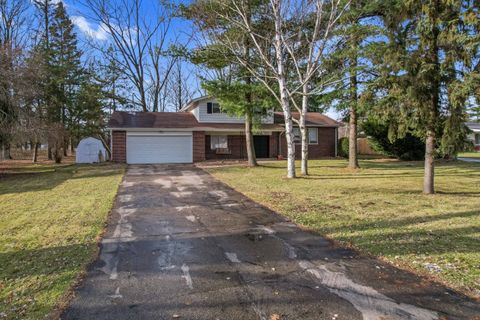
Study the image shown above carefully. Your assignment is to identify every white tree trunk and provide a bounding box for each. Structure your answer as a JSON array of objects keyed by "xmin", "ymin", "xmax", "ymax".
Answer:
[
  {"xmin": 273, "ymin": 0, "xmax": 295, "ymax": 178},
  {"xmin": 300, "ymin": 86, "xmax": 309, "ymax": 175}
]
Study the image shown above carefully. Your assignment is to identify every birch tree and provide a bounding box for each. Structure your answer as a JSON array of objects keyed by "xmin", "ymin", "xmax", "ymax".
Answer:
[{"xmin": 200, "ymin": 0, "xmax": 348, "ymax": 177}]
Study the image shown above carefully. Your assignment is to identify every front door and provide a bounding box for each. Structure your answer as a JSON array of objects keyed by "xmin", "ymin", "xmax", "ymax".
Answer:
[{"xmin": 253, "ymin": 136, "xmax": 270, "ymax": 158}]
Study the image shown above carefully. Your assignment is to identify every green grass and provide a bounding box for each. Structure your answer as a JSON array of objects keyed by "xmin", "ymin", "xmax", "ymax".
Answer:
[
  {"xmin": 207, "ymin": 159, "xmax": 480, "ymax": 297},
  {"xmin": 458, "ymin": 152, "xmax": 480, "ymax": 158},
  {"xmin": 0, "ymin": 163, "xmax": 124, "ymax": 319}
]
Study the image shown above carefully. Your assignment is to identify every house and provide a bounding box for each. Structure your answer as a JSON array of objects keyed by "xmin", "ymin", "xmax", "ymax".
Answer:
[
  {"xmin": 467, "ymin": 122, "xmax": 480, "ymax": 151},
  {"xmin": 107, "ymin": 96, "xmax": 339, "ymax": 164}
]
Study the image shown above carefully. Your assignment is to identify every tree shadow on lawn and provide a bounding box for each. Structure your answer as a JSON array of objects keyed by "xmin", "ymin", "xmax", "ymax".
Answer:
[
  {"xmin": 298, "ymin": 210, "xmax": 479, "ymax": 258},
  {"xmin": 315, "ymin": 210, "xmax": 479, "ymax": 237},
  {"xmin": 0, "ymin": 163, "xmax": 122, "ymax": 195},
  {"xmin": 0, "ymin": 242, "xmax": 96, "ymax": 319},
  {"xmin": 0, "ymin": 243, "xmax": 95, "ymax": 281},
  {"xmin": 333, "ymin": 225, "xmax": 479, "ymax": 257}
]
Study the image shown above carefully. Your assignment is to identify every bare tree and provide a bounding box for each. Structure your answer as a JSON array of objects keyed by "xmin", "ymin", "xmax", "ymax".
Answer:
[
  {"xmin": 0, "ymin": 0, "xmax": 30, "ymax": 160},
  {"xmin": 83, "ymin": 0, "xmax": 180, "ymax": 112},
  {"xmin": 167, "ymin": 61, "xmax": 198, "ymax": 111}
]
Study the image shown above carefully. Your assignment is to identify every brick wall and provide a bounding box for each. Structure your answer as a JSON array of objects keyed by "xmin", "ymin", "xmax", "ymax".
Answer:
[
  {"xmin": 111, "ymin": 130, "xmax": 126, "ymax": 162},
  {"xmin": 193, "ymin": 131, "xmax": 206, "ymax": 162},
  {"xmin": 269, "ymin": 133, "xmax": 279, "ymax": 158},
  {"xmin": 280, "ymin": 127, "xmax": 336, "ymax": 158},
  {"xmin": 205, "ymin": 135, "xmax": 248, "ymax": 160}
]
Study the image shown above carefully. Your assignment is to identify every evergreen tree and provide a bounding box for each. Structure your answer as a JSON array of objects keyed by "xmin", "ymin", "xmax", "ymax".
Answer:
[
  {"xmin": 320, "ymin": 0, "xmax": 381, "ymax": 169},
  {"xmin": 371, "ymin": 0, "xmax": 479, "ymax": 194},
  {"xmin": 71, "ymin": 71, "xmax": 105, "ymax": 142},
  {"xmin": 185, "ymin": 0, "xmax": 274, "ymax": 167},
  {"xmin": 48, "ymin": 2, "xmax": 83, "ymax": 159},
  {"xmin": 33, "ymin": 0, "xmax": 56, "ymax": 159}
]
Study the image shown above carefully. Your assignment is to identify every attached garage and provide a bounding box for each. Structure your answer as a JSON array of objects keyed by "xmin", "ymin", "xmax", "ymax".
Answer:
[{"xmin": 126, "ymin": 132, "xmax": 193, "ymax": 164}]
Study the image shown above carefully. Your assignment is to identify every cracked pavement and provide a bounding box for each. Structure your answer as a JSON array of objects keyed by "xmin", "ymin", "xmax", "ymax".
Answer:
[{"xmin": 62, "ymin": 165, "xmax": 480, "ymax": 320}]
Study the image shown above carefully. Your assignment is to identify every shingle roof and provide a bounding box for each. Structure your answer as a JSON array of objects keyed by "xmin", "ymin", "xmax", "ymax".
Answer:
[
  {"xmin": 107, "ymin": 111, "xmax": 339, "ymax": 130},
  {"xmin": 108, "ymin": 112, "xmax": 199, "ymax": 128},
  {"xmin": 467, "ymin": 122, "xmax": 480, "ymax": 131},
  {"xmin": 274, "ymin": 112, "xmax": 340, "ymax": 127}
]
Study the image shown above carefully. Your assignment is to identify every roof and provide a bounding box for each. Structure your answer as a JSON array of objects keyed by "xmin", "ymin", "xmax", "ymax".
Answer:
[
  {"xmin": 108, "ymin": 112, "xmax": 200, "ymax": 129},
  {"xmin": 180, "ymin": 95, "xmax": 211, "ymax": 112},
  {"xmin": 274, "ymin": 112, "xmax": 340, "ymax": 127},
  {"xmin": 107, "ymin": 111, "xmax": 339, "ymax": 130},
  {"xmin": 466, "ymin": 122, "xmax": 480, "ymax": 132}
]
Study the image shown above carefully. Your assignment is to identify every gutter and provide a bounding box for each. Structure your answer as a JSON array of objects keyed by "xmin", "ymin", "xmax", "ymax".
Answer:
[{"xmin": 334, "ymin": 127, "xmax": 338, "ymax": 157}]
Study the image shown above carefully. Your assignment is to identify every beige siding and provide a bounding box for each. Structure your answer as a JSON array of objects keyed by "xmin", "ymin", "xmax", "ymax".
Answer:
[{"xmin": 196, "ymin": 98, "xmax": 274, "ymax": 124}]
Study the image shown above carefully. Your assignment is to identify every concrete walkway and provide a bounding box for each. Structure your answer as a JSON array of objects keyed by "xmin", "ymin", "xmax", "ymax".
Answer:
[
  {"xmin": 63, "ymin": 165, "xmax": 480, "ymax": 320},
  {"xmin": 458, "ymin": 157, "xmax": 480, "ymax": 163}
]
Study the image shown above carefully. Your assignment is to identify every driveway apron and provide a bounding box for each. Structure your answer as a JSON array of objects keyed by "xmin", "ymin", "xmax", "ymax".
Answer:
[{"xmin": 63, "ymin": 165, "xmax": 480, "ymax": 320}]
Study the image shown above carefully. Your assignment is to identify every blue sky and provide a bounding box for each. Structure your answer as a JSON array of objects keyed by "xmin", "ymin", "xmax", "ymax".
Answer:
[{"xmin": 49, "ymin": 0, "xmax": 341, "ymax": 119}]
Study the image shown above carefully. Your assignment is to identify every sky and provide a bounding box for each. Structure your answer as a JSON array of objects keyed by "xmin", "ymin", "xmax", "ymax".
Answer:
[{"xmin": 36, "ymin": 0, "xmax": 341, "ymax": 120}]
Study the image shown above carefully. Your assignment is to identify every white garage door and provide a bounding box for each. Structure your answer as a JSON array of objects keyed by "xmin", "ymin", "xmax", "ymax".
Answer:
[{"xmin": 126, "ymin": 133, "xmax": 193, "ymax": 164}]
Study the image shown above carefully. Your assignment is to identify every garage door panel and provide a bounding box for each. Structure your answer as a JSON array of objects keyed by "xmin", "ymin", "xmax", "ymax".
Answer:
[{"xmin": 126, "ymin": 134, "xmax": 192, "ymax": 164}]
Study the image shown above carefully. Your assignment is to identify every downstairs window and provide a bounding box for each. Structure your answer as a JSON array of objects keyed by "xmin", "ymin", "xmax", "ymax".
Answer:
[{"xmin": 210, "ymin": 135, "xmax": 228, "ymax": 149}]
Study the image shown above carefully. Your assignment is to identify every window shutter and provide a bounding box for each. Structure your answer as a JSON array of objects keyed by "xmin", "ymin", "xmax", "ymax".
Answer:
[{"xmin": 207, "ymin": 102, "xmax": 212, "ymax": 114}]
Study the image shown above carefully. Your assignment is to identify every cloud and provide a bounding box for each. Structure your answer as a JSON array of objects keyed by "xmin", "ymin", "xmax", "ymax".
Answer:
[{"xmin": 71, "ymin": 16, "xmax": 109, "ymax": 41}]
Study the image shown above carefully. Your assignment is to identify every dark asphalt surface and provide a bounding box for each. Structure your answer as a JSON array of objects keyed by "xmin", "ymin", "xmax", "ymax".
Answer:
[{"xmin": 63, "ymin": 165, "xmax": 480, "ymax": 320}]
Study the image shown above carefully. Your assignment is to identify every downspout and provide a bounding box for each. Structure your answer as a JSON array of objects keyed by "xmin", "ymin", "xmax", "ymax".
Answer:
[
  {"xmin": 334, "ymin": 127, "xmax": 338, "ymax": 157},
  {"xmin": 109, "ymin": 129, "xmax": 113, "ymax": 161},
  {"xmin": 279, "ymin": 130, "xmax": 285, "ymax": 158}
]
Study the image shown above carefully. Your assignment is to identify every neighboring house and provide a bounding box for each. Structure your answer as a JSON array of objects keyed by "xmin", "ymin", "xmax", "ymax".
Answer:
[
  {"xmin": 467, "ymin": 122, "xmax": 480, "ymax": 151},
  {"xmin": 107, "ymin": 96, "xmax": 339, "ymax": 164}
]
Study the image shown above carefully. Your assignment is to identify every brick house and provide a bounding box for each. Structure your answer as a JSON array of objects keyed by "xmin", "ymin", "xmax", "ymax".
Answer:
[
  {"xmin": 466, "ymin": 122, "xmax": 480, "ymax": 152},
  {"xmin": 108, "ymin": 96, "xmax": 340, "ymax": 164}
]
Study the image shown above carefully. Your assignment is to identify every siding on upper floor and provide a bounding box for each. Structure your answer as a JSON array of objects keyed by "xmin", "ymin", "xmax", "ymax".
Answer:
[{"xmin": 192, "ymin": 98, "xmax": 274, "ymax": 124}]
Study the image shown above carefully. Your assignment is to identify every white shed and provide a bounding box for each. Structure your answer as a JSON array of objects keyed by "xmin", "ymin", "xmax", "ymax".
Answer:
[{"xmin": 76, "ymin": 137, "xmax": 108, "ymax": 163}]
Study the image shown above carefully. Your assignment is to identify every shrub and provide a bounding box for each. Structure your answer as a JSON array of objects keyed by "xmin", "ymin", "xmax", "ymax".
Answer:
[
  {"xmin": 363, "ymin": 120, "xmax": 425, "ymax": 161},
  {"xmin": 338, "ymin": 137, "xmax": 349, "ymax": 158}
]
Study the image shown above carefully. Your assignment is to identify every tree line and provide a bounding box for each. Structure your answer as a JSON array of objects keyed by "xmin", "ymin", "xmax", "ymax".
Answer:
[
  {"xmin": 184, "ymin": 0, "xmax": 479, "ymax": 194},
  {"xmin": 1, "ymin": 0, "xmax": 478, "ymax": 194},
  {"xmin": 0, "ymin": 0, "xmax": 198, "ymax": 163}
]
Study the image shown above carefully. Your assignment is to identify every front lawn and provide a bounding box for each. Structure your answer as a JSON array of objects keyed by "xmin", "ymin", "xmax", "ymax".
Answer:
[
  {"xmin": 0, "ymin": 163, "xmax": 124, "ymax": 319},
  {"xmin": 207, "ymin": 159, "xmax": 480, "ymax": 297},
  {"xmin": 458, "ymin": 152, "xmax": 480, "ymax": 158}
]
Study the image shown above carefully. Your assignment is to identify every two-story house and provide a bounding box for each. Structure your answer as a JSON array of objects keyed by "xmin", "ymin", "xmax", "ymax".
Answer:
[
  {"xmin": 467, "ymin": 122, "xmax": 480, "ymax": 151},
  {"xmin": 107, "ymin": 96, "xmax": 339, "ymax": 164}
]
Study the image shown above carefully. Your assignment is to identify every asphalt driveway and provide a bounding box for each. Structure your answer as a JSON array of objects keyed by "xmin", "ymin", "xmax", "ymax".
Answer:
[{"xmin": 63, "ymin": 165, "xmax": 480, "ymax": 320}]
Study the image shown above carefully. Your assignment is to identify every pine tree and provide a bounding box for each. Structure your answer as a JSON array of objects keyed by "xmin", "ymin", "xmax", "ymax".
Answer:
[
  {"xmin": 372, "ymin": 0, "xmax": 479, "ymax": 194},
  {"xmin": 320, "ymin": 0, "xmax": 381, "ymax": 169},
  {"xmin": 48, "ymin": 2, "xmax": 83, "ymax": 159},
  {"xmin": 33, "ymin": 0, "xmax": 56, "ymax": 159},
  {"xmin": 184, "ymin": 0, "xmax": 274, "ymax": 167}
]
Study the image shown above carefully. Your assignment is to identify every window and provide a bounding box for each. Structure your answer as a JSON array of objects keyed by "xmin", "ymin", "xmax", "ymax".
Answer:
[
  {"xmin": 292, "ymin": 128, "xmax": 318, "ymax": 144},
  {"xmin": 210, "ymin": 135, "xmax": 228, "ymax": 150},
  {"xmin": 475, "ymin": 133, "xmax": 480, "ymax": 145},
  {"xmin": 207, "ymin": 102, "xmax": 221, "ymax": 114},
  {"xmin": 308, "ymin": 128, "xmax": 318, "ymax": 144},
  {"xmin": 293, "ymin": 128, "xmax": 301, "ymax": 143}
]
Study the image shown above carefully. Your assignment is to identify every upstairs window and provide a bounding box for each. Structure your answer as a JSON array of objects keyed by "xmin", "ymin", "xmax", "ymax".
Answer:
[
  {"xmin": 207, "ymin": 102, "xmax": 221, "ymax": 114},
  {"xmin": 210, "ymin": 135, "xmax": 228, "ymax": 149}
]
